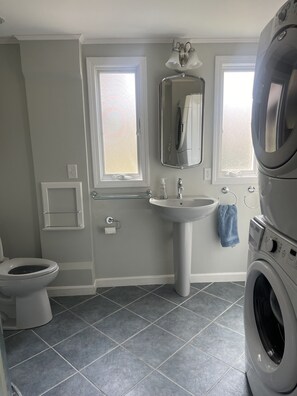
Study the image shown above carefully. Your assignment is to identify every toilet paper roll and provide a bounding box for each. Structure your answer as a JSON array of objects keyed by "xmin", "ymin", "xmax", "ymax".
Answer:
[{"xmin": 105, "ymin": 227, "xmax": 116, "ymax": 234}]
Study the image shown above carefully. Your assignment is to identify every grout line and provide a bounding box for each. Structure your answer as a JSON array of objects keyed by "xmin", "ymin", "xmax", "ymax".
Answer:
[
  {"xmin": 201, "ymin": 289, "xmax": 243, "ymax": 304},
  {"xmin": 205, "ymin": 366, "xmax": 233, "ymax": 395},
  {"xmin": 38, "ymin": 373, "xmax": 77, "ymax": 395},
  {"xmin": 52, "ymin": 293, "xmax": 99, "ymax": 310},
  {"xmin": 8, "ymin": 346, "xmax": 51, "ymax": 370}
]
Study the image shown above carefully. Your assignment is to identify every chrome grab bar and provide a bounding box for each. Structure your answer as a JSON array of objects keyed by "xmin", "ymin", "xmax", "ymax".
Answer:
[{"xmin": 90, "ymin": 189, "xmax": 152, "ymax": 200}]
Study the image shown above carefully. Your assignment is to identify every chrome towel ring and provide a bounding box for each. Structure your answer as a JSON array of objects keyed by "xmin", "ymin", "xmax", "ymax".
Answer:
[{"xmin": 221, "ymin": 187, "xmax": 238, "ymax": 205}]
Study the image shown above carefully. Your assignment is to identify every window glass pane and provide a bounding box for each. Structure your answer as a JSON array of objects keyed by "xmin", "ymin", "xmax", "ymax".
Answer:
[
  {"xmin": 221, "ymin": 71, "xmax": 254, "ymax": 173},
  {"xmin": 99, "ymin": 72, "xmax": 139, "ymax": 175}
]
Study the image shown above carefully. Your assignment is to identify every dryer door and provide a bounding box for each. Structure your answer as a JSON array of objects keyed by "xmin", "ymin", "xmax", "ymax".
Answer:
[
  {"xmin": 252, "ymin": 26, "xmax": 297, "ymax": 174},
  {"xmin": 245, "ymin": 259, "xmax": 297, "ymax": 393}
]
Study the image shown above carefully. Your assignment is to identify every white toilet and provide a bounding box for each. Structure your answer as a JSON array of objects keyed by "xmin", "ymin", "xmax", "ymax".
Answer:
[{"xmin": 0, "ymin": 238, "xmax": 59, "ymax": 330}]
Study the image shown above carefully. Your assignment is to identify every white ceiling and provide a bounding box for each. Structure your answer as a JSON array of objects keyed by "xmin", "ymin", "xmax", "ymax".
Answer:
[{"xmin": 0, "ymin": 0, "xmax": 285, "ymax": 42}]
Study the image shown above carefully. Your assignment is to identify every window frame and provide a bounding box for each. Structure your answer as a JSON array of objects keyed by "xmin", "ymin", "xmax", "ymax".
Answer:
[
  {"xmin": 212, "ymin": 55, "xmax": 257, "ymax": 184},
  {"xmin": 86, "ymin": 57, "xmax": 150, "ymax": 188}
]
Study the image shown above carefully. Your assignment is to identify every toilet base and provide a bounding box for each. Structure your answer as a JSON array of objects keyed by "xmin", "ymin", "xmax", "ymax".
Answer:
[{"xmin": 1, "ymin": 288, "xmax": 53, "ymax": 330}]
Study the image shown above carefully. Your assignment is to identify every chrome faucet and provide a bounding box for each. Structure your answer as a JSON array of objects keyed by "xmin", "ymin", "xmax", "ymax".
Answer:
[{"xmin": 177, "ymin": 178, "xmax": 184, "ymax": 199}]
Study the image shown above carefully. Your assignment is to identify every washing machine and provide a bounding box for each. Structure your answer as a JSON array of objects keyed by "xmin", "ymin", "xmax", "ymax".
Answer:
[
  {"xmin": 245, "ymin": 216, "xmax": 297, "ymax": 395},
  {"xmin": 252, "ymin": 0, "xmax": 297, "ymax": 240}
]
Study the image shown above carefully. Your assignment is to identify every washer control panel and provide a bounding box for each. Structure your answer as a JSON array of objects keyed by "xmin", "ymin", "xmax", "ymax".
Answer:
[
  {"xmin": 274, "ymin": 0, "xmax": 297, "ymax": 31},
  {"xmin": 260, "ymin": 224, "xmax": 297, "ymax": 282},
  {"xmin": 249, "ymin": 218, "xmax": 265, "ymax": 251}
]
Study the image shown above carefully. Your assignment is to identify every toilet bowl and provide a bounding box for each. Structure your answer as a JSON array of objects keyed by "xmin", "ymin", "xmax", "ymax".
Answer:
[{"xmin": 0, "ymin": 257, "xmax": 59, "ymax": 330}]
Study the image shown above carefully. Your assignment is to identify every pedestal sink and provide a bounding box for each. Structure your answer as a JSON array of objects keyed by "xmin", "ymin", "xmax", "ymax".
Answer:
[{"xmin": 149, "ymin": 196, "xmax": 218, "ymax": 297}]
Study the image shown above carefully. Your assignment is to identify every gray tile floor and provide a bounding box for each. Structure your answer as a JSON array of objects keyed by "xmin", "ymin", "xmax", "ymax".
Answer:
[{"xmin": 3, "ymin": 282, "xmax": 252, "ymax": 396}]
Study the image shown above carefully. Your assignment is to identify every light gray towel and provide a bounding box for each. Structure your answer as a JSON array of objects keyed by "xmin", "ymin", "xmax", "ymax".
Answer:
[{"xmin": 217, "ymin": 205, "xmax": 240, "ymax": 247}]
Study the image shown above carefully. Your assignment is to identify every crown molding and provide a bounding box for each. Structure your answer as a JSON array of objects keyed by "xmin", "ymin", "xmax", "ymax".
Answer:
[
  {"xmin": 0, "ymin": 36, "xmax": 19, "ymax": 44},
  {"xmin": 83, "ymin": 37, "xmax": 258, "ymax": 45},
  {"xmin": 82, "ymin": 38, "xmax": 172, "ymax": 44},
  {"xmin": 0, "ymin": 35, "xmax": 258, "ymax": 45},
  {"xmin": 14, "ymin": 34, "xmax": 84, "ymax": 42}
]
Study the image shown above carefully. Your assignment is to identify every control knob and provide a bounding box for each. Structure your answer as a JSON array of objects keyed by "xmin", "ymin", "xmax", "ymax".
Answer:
[
  {"xmin": 266, "ymin": 238, "xmax": 278, "ymax": 253},
  {"xmin": 278, "ymin": 8, "xmax": 287, "ymax": 21}
]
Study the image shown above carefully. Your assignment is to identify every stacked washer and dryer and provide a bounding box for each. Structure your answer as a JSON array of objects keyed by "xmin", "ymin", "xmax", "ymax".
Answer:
[{"xmin": 245, "ymin": 1, "xmax": 297, "ymax": 395}]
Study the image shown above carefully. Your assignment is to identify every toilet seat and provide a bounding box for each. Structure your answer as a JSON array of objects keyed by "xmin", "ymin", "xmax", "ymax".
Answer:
[{"xmin": 0, "ymin": 258, "xmax": 58, "ymax": 280}]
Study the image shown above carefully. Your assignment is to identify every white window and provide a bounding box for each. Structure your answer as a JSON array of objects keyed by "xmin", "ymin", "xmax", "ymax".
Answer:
[
  {"xmin": 86, "ymin": 57, "xmax": 149, "ymax": 188},
  {"xmin": 212, "ymin": 56, "xmax": 257, "ymax": 184}
]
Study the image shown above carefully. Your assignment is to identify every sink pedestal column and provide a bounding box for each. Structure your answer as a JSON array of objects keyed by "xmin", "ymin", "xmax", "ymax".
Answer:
[{"xmin": 173, "ymin": 222, "xmax": 192, "ymax": 297}]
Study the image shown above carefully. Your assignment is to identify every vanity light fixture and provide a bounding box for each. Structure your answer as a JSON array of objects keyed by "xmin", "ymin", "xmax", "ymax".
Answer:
[{"xmin": 165, "ymin": 40, "xmax": 202, "ymax": 72}]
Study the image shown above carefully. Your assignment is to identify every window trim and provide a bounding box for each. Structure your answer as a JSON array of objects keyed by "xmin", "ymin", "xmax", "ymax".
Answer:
[
  {"xmin": 86, "ymin": 57, "xmax": 150, "ymax": 188},
  {"xmin": 212, "ymin": 55, "xmax": 257, "ymax": 185}
]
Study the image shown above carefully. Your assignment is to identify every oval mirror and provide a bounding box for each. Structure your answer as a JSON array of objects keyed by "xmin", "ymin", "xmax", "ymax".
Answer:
[{"xmin": 160, "ymin": 74, "xmax": 205, "ymax": 168}]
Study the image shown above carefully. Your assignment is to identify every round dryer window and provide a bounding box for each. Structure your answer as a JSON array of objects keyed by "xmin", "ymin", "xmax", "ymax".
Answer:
[
  {"xmin": 252, "ymin": 26, "xmax": 297, "ymax": 173},
  {"xmin": 245, "ymin": 260, "xmax": 297, "ymax": 393}
]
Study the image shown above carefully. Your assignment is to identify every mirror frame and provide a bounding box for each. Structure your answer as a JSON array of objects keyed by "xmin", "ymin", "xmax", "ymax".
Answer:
[{"xmin": 160, "ymin": 73, "xmax": 205, "ymax": 169}]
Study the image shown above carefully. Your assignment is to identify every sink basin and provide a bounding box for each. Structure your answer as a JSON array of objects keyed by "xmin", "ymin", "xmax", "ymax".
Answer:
[{"xmin": 149, "ymin": 196, "xmax": 218, "ymax": 223}]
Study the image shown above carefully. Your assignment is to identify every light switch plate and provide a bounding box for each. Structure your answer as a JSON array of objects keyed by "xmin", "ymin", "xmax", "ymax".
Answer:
[
  {"xmin": 203, "ymin": 167, "xmax": 211, "ymax": 181},
  {"xmin": 67, "ymin": 164, "xmax": 78, "ymax": 179}
]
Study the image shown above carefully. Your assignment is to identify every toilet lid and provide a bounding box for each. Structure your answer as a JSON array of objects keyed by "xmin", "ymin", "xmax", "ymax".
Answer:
[{"xmin": 0, "ymin": 258, "xmax": 58, "ymax": 279}]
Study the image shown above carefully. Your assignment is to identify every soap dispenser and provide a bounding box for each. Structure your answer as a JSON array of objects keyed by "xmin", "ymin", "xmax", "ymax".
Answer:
[{"xmin": 159, "ymin": 178, "xmax": 168, "ymax": 199}]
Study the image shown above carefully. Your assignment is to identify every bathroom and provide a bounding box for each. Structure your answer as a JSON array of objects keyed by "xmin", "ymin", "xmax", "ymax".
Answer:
[{"xmin": 0, "ymin": 1, "xmax": 283, "ymax": 395}]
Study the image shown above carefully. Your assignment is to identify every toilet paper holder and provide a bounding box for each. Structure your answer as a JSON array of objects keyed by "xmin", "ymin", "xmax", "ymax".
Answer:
[{"xmin": 105, "ymin": 216, "xmax": 121, "ymax": 229}]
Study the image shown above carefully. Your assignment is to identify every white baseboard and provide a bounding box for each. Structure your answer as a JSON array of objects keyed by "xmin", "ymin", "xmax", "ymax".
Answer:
[
  {"xmin": 95, "ymin": 272, "xmax": 246, "ymax": 288},
  {"xmin": 48, "ymin": 272, "xmax": 246, "ymax": 296},
  {"xmin": 47, "ymin": 285, "xmax": 96, "ymax": 297}
]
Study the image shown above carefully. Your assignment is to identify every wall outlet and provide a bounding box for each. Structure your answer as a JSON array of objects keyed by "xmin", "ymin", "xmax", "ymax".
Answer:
[
  {"xmin": 67, "ymin": 164, "xmax": 78, "ymax": 179},
  {"xmin": 203, "ymin": 167, "xmax": 211, "ymax": 181}
]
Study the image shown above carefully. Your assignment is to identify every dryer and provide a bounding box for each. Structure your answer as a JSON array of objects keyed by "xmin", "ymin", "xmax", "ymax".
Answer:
[
  {"xmin": 245, "ymin": 216, "xmax": 297, "ymax": 395},
  {"xmin": 252, "ymin": 0, "xmax": 297, "ymax": 239}
]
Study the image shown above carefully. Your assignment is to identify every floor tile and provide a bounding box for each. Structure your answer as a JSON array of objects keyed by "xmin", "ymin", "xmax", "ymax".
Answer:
[
  {"xmin": 96, "ymin": 287, "xmax": 113, "ymax": 294},
  {"xmin": 233, "ymin": 281, "xmax": 246, "ymax": 287},
  {"xmin": 124, "ymin": 324, "xmax": 184, "ymax": 368},
  {"xmin": 159, "ymin": 344, "xmax": 229, "ymax": 395},
  {"xmin": 103, "ymin": 286, "xmax": 147, "ymax": 306},
  {"xmin": 128, "ymin": 294, "xmax": 176, "ymax": 322},
  {"xmin": 94, "ymin": 308, "xmax": 150, "ymax": 343},
  {"xmin": 191, "ymin": 282, "xmax": 211, "ymax": 290},
  {"xmin": 204, "ymin": 282, "xmax": 244, "ymax": 303},
  {"xmin": 207, "ymin": 368, "xmax": 252, "ymax": 395},
  {"xmin": 182, "ymin": 291, "xmax": 231, "ymax": 320},
  {"xmin": 126, "ymin": 371, "xmax": 191, "ymax": 396},
  {"xmin": 156, "ymin": 306, "xmax": 211, "ymax": 341},
  {"xmin": 236, "ymin": 296, "xmax": 245, "ymax": 307},
  {"xmin": 71, "ymin": 295, "xmax": 120, "ymax": 324},
  {"xmin": 43, "ymin": 373, "xmax": 103, "ymax": 396},
  {"xmin": 232, "ymin": 353, "xmax": 246, "ymax": 373},
  {"xmin": 215, "ymin": 304, "xmax": 244, "ymax": 335},
  {"xmin": 82, "ymin": 347, "xmax": 152, "ymax": 396},
  {"xmin": 34, "ymin": 310, "xmax": 88, "ymax": 346},
  {"xmin": 3, "ymin": 329, "xmax": 22, "ymax": 339},
  {"xmin": 50, "ymin": 299, "xmax": 66, "ymax": 315},
  {"xmin": 153, "ymin": 284, "xmax": 197, "ymax": 304},
  {"xmin": 10, "ymin": 349, "xmax": 75, "ymax": 396},
  {"xmin": 54, "ymin": 326, "xmax": 117, "ymax": 369},
  {"xmin": 53, "ymin": 295, "xmax": 95, "ymax": 309},
  {"xmin": 138, "ymin": 284, "xmax": 163, "ymax": 292},
  {"xmin": 191, "ymin": 323, "xmax": 245, "ymax": 365},
  {"xmin": 5, "ymin": 330, "xmax": 48, "ymax": 368}
]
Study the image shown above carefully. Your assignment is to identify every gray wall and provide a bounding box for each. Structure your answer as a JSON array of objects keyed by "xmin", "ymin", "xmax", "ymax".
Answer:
[
  {"xmin": 0, "ymin": 39, "xmax": 260, "ymax": 290},
  {"xmin": 0, "ymin": 45, "xmax": 40, "ymax": 258},
  {"xmin": 82, "ymin": 42, "xmax": 260, "ymax": 281}
]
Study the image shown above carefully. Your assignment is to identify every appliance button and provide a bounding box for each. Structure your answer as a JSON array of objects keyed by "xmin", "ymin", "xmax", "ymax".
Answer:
[
  {"xmin": 266, "ymin": 238, "xmax": 278, "ymax": 253},
  {"xmin": 278, "ymin": 9, "xmax": 287, "ymax": 21}
]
